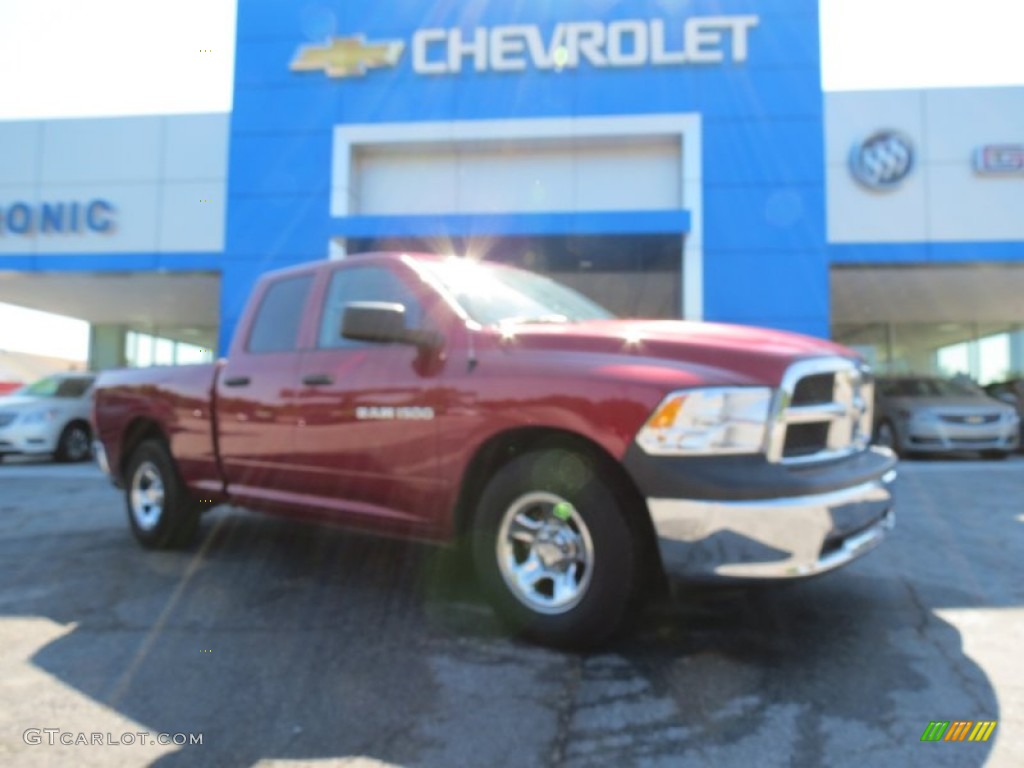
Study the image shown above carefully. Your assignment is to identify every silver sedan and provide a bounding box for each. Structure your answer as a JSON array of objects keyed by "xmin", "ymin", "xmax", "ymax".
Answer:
[
  {"xmin": 0, "ymin": 373, "xmax": 96, "ymax": 463},
  {"xmin": 873, "ymin": 376, "xmax": 1019, "ymax": 459}
]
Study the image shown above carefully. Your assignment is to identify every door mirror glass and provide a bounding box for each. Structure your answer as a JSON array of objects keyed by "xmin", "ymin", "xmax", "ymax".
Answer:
[{"xmin": 340, "ymin": 302, "xmax": 409, "ymax": 344}]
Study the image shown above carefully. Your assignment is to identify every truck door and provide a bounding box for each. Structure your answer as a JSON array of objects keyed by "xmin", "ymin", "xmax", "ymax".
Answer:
[
  {"xmin": 215, "ymin": 271, "xmax": 314, "ymax": 503},
  {"xmin": 292, "ymin": 261, "xmax": 445, "ymax": 531}
]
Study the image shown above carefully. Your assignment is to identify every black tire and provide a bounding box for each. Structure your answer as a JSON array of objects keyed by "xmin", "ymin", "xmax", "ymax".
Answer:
[
  {"xmin": 981, "ymin": 450, "xmax": 1010, "ymax": 461},
  {"xmin": 124, "ymin": 439, "xmax": 199, "ymax": 549},
  {"xmin": 55, "ymin": 421, "xmax": 92, "ymax": 463},
  {"xmin": 874, "ymin": 419, "xmax": 902, "ymax": 457},
  {"xmin": 470, "ymin": 448, "xmax": 642, "ymax": 649}
]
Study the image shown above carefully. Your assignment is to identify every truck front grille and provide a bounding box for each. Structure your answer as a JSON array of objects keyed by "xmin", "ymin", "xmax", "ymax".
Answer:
[
  {"xmin": 783, "ymin": 422, "xmax": 832, "ymax": 457},
  {"xmin": 767, "ymin": 358, "xmax": 873, "ymax": 465}
]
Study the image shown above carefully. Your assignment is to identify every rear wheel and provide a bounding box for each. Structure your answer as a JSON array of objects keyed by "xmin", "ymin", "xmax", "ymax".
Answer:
[
  {"xmin": 470, "ymin": 448, "xmax": 642, "ymax": 649},
  {"xmin": 125, "ymin": 439, "xmax": 199, "ymax": 549},
  {"xmin": 55, "ymin": 422, "xmax": 92, "ymax": 463}
]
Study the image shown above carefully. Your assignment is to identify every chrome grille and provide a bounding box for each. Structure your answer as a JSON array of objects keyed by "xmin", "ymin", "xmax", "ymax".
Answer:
[
  {"xmin": 766, "ymin": 357, "xmax": 873, "ymax": 465},
  {"xmin": 939, "ymin": 413, "xmax": 999, "ymax": 425}
]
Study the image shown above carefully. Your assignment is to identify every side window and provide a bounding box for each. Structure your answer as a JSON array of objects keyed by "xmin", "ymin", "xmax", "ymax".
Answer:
[
  {"xmin": 247, "ymin": 275, "xmax": 314, "ymax": 353},
  {"xmin": 318, "ymin": 266, "xmax": 424, "ymax": 349}
]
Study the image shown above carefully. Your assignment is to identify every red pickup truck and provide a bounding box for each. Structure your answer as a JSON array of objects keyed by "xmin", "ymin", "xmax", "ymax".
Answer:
[{"xmin": 93, "ymin": 252, "xmax": 896, "ymax": 647}]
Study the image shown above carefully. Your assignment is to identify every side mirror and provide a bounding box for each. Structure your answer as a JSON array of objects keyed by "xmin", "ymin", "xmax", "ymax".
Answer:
[{"xmin": 340, "ymin": 302, "xmax": 443, "ymax": 352}]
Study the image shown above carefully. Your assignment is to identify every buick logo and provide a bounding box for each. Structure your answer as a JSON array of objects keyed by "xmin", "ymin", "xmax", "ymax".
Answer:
[{"xmin": 849, "ymin": 131, "xmax": 914, "ymax": 190}]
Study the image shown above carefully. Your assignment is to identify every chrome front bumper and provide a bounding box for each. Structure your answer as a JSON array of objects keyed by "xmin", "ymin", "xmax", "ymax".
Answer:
[
  {"xmin": 648, "ymin": 470, "xmax": 896, "ymax": 580},
  {"xmin": 93, "ymin": 439, "xmax": 111, "ymax": 476}
]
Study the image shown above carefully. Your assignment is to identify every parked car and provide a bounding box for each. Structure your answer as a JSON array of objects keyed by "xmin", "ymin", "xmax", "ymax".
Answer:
[
  {"xmin": 0, "ymin": 372, "xmax": 96, "ymax": 463},
  {"xmin": 984, "ymin": 378, "xmax": 1024, "ymax": 451},
  {"xmin": 93, "ymin": 253, "xmax": 896, "ymax": 648},
  {"xmin": 873, "ymin": 376, "xmax": 1019, "ymax": 459}
]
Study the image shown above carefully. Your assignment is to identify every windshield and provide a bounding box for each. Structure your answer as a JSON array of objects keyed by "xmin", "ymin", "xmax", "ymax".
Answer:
[
  {"xmin": 420, "ymin": 259, "xmax": 615, "ymax": 326},
  {"xmin": 15, "ymin": 375, "xmax": 94, "ymax": 399},
  {"xmin": 880, "ymin": 378, "xmax": 983, "ymax": 398}
]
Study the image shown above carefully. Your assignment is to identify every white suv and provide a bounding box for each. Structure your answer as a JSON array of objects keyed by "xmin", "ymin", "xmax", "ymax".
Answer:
[{"xmin": 0, "ymin": 373, "xmax": 96, "ymax": 463}]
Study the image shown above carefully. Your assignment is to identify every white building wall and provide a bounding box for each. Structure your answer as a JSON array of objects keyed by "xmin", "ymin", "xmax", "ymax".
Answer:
[
  {"xmin": 0, "ymin": 113, "xmax": 228, "ymax": 255},
  {"xmin": 825, "ymin": 87, "xmax": 1024, "ymax": 244}
]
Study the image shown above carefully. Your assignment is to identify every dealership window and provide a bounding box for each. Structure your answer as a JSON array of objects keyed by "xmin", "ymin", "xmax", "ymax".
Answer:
[
  {"xmin": 348, "ymin": 233, "xmax": 683, "ymax": 319},
  {"xmin": 833, "ymin": 322, "xmax": 1023, "ymax": 385},
  {"xmin": 126, "ymin": 330, "xmax": 215, "ymax": 368}
]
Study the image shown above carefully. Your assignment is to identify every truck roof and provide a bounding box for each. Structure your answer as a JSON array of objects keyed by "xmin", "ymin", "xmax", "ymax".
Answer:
[{"xmin": 257, "ymin": 252, "xmax": 445, "ymax": 282}]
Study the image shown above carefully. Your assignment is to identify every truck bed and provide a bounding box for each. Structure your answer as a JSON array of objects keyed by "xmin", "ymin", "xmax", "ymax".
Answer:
[{"xmin": 93, "ymin": 361, "xmax": 224, "ymax": 493}]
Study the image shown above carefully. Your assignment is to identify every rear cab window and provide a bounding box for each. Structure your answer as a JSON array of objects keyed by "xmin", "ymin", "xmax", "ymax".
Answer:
[{"xmin": 246, "ymin": 274, "xmax": 315, "ymax": 353}]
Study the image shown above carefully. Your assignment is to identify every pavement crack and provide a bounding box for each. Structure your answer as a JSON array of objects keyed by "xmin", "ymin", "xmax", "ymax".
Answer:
[{"xmin": 549, "ymin": 653, "xmax": 583, "ymax": 767}]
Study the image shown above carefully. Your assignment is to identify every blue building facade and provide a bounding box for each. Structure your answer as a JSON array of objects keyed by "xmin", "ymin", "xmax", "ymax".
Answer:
[
  {"xmin": 2, "ymin": 1, "xmax": 1018, "ymax": 380},
  {"xmin": 223, "ymin": 0, "xmax": 828, "ymax": 351}
]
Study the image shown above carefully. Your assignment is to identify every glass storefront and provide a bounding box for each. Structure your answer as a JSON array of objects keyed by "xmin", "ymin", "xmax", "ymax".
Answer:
[
  {"xmin": 347, "ymin": 233, "xmax": 684, "ymax": 320},
  {"xmin": 833, "ymin": 322, "xmax": 1024, "ymax": 385},
  {"xmin": 125, "ymin": 329, "xmax": 216, "ymax": 368}
]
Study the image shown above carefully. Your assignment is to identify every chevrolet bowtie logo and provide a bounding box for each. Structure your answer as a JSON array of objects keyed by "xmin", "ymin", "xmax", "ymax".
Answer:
[{"xmin": 289, "ymin": 36, "xmax": 404, "ymax": 78}]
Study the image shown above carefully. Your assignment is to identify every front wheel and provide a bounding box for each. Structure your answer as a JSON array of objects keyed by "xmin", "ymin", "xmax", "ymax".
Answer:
[
  {"xmin": 874, "ymin": 420, "xmax": 902, "ymax": 457},
  {"xmin": 125, "ymin": 439, "xmax": 200, "ymax": 549},
  {"xmin": 470, "ymin": 449, "xmax": 642, "ymax": 649}
]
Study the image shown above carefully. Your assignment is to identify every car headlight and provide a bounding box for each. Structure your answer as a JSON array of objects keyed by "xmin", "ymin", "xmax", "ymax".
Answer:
[
  {"xmin": 1005, "ymin": 410, "xmax": 1020, "ymax": 424},
  {"xmin": 19, "ymin": 409, "xmax": 58, "ymax": 425},
  {"xmin": 635, "ymin": 387, "xmax": 773, "ymax": 456}
]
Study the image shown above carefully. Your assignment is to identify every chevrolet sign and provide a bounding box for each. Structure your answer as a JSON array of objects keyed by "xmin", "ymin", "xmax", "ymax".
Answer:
[
  {"xmin": 290, "ymin": 16, "xmax": 759, "ymax": 78},
  {"xmin": 290, "ymin": 36, "xmax": 404, "ymax": 78}
]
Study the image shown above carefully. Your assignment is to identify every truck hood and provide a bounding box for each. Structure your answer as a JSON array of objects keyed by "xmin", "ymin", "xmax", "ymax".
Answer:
[{"xmin": 495, "ymin": 319, "xmax": 857, "ymax": 385}]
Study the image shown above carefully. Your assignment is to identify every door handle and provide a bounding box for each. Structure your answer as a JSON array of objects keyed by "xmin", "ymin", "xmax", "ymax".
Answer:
[
  {"xmin": 302, "ymin": 373, "xmax": 334, "ymax": 387},
  {"xmin": 223, "ymin": 376, "xmax": 250, "ymax": 387}
]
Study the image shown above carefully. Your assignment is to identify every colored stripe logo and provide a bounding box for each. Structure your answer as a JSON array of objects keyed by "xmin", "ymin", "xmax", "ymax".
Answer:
[{"xmin": 921, "ymin": 721, "xmax": 997, "ymax": 742}]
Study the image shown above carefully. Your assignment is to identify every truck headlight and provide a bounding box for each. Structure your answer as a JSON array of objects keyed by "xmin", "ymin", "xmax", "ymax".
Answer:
[
  {"xmin": 635, "ymin": 387, "xmax": 773, "ymax": 456},
  {"xmin": 19, "ymin": 409, "xmax": 58, "ymax": 425}
]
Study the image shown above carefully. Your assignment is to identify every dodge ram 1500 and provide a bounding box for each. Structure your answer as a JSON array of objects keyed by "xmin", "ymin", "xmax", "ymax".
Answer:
[{"xmin": 93, "ymin": 252, "xmax": 896, "ymax": 647}]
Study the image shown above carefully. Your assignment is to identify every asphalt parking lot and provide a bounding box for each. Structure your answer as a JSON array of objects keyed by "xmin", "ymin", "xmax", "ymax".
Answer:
[{"xmin": 1, "ymin": 456, "xmax": 1021, "ymax": 767}]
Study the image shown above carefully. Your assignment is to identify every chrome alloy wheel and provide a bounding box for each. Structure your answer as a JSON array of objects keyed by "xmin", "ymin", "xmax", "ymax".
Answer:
[
  {"xmin": 65, "ymin": 426, "xmax": 91, "ymax": 461},
  {"xmin": 130, "ymin": 461, "xmax": 165, "ymax": 531},
  {"xmin": 496, "ymin": 492, "xmax": 595, "ymax": 615}
]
